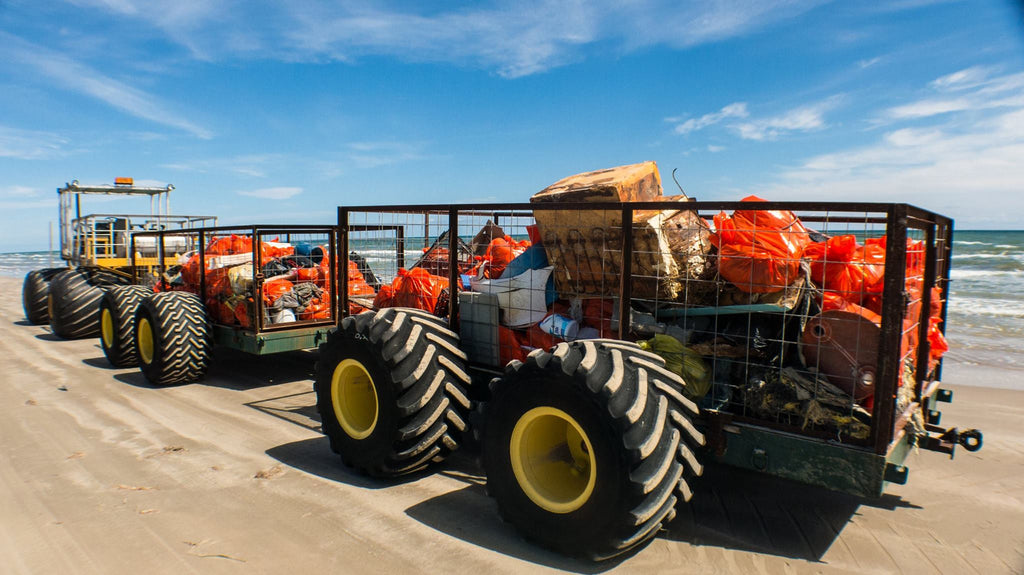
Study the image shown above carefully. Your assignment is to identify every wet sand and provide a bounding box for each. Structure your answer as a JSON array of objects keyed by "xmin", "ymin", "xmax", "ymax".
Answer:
[{"xmin": 1, "ymin": 276, "xmax": 1021, "ymax": 574}]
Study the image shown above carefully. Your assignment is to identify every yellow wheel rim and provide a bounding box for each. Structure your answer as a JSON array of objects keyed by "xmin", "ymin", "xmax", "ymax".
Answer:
[
  {"xmin": 510, "ymin": 406, "xmax": 597, "ymax": 514},
  {"xmin": 330, "ymin": 359, "xmax": 379, "ymax": 440},
  {"xmin": 137, "ymin": 317, "xmax": 154, "ymax": 365},
  {"xmin": 101, "ymin": 308, "xmax": 114, "ymax": 348}
]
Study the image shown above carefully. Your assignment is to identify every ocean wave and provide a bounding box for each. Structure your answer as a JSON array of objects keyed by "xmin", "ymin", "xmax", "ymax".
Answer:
[
  {"xmin": 953, "ymin": 241, "xmax": 993, "ymax": 246},
  {"xmin": 950, "ymin": 269, "xmax": 1024, "ymax": 279},
  {"xmin": 951, "ymin": 253, "xmax": 1024, "ymax": 260},
  {"xmin": 948, "ymin": 297, "xmax": 1024, "ymax": 318}
]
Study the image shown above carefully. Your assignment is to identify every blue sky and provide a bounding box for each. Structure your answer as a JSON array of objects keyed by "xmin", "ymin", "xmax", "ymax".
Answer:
[{"xmin": 1, "ymin": 0, "xmax": 1022, "ymax": 251}]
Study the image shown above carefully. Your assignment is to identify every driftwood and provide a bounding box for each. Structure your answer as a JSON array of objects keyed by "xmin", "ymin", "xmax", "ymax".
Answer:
[{"xmin": 531, "ymin": 162, "xmax": 713, "ymax": 301}]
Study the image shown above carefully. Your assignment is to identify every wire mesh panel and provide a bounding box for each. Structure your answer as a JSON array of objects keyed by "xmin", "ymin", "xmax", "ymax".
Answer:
[
  {"xmin": 137, "ymin": 225, "xmax": 337, "ymax": 333},
  {"xmin": 339, "ymin": 201, "xmax": 952, "ymax": 452}
]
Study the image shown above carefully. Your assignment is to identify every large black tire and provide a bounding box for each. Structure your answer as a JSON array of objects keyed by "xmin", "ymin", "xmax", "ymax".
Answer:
[
  {"xmin": 48, "ymin": 269, "xmax": 106, "ymax": 339},
  {"xmin": 135, "ymin": 292, "xmax": 212, "ymax": 386},
  {"xmin": 22, "ymin": 268, "xmax": 65, "ymax": 324},
  {"xmin": 100, "ymin": 285, "xmax": 153, "ymax": 367},
  {"xmin": 480, "ymin": 340, "xmax": 705, "ymax": 560},
  {"xmin": 315, "ymin": 307, "xmax": 472, "ymax": 477}
]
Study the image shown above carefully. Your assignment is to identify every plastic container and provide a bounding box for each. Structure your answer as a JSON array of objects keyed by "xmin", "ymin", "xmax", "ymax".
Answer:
[{"xmin": 540, "ymin": 313, "xmax": 579, "ymax": 340}]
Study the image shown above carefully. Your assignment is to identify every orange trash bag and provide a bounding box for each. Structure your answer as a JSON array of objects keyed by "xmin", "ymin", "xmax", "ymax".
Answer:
[
  {"xmin": 474, "ymin": 236, "xmax": 531, "ymax": 279},
  {"xmin": 804, "ymin": 235, "xmax": 885, "ymax": 305},
  {"xmin": 499, "ymin": 326, "xmax": 528, "ymax": 365},
  {"xmin": 181, "ymin": 254, "xmax": 201, "ymax": 288},
  {"xmin": 347, "ymin": 260, "xmax": 376, "ymax": 296},
  {"xmin": 207, "ymin": 234, "xmax": 252, "ymax": 255},
  {"xmin": 373, "ymin": 284, "xmax": 395, "ymax": 309},
  {"xmin": 392, "ymin": 268, "xmax": 449, "ymax": 313},
  {"xmin": 711, "ymin": 196, "xmax": 810, "ymax": 293},
  {"xmin": 928, "ymin": 318, "xmax": 949, "ymax": 362},
  {"xmin": 261, "ymin": 239, "xmax": 295, "ymax": 260},
  {"xmin": 262, "ymin": 279, "xmax": 294, "ymax": 307}
]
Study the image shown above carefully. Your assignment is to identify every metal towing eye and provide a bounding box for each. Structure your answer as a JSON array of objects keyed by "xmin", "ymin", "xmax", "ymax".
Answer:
[{"xmin": 920, "ymin": 425, "xmax": 984, "ymax": 457}]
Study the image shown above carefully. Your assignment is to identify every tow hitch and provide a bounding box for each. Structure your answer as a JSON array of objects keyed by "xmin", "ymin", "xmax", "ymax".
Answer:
[{"xmin": 918, "ymin": 425, "xmax": 983, "ymax": 457}]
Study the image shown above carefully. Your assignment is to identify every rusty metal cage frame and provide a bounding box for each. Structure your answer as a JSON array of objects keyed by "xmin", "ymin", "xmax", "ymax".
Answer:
[
  {"xmin": 337, "ymin": 201, "xmax": 953, "ymax": 459},
  {"xmin": 131, "ymin": 224, "xmax": 339, "ymax": 335}
]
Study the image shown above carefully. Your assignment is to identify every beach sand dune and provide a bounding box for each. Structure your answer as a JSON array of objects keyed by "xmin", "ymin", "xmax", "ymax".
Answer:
[{"xmin": 1, "ymin": 277, "xmax": 1021, "ymax": 574}]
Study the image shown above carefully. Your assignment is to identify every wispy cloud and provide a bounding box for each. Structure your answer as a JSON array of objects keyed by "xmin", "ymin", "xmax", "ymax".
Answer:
[
  {"xmin": 0, "ymin": 186, "xmax": 54, "ymax": 209},
  {"xmin": 930, "ymin": 66, "xmax": 990, "ymax": 90},
  {"xmin": 162, "ymin": 154, "xmax": 282, "ymax": 178},
  {"xmin": 735, "ymin": 98, "xmax": 840, "ymax": 141},
  {"xmin": 669, "ymin": 103, "xmax": 748, "ymax": 135},
  {"xmin": 0, "ymin": 185, "xmax": 43, "ymax": 198},
  {"xmin": 857, "ymin": 56, "xmax": 882, "ymax": 69},
  {"xmin": 237, "ymin": 187, "xmax": 303, "ymax": 200},
  {"xmin": 68, "ymin": 1, "xmax": 827, "ymax": 78},
  {"xmin": 758, "ymin": 69, "xmax": 1024, "ymax": 228},
  {"xmin": 886, "ymin": 98, "xmax": 971, "ymax": 119},
  {"xmin": 347, "ymin": 141, "xmax": 425, "ymax": 169},
  {"xmin": 0, "ymin": 126, "xmax": 68, "ymax": 160},
  {"xmin": 2, "ymin": 32, "xmax": 211, "ymax": 139},
  {"xmin": 882, "ymin": 67, "xmax": 1024, "ymax": 121}
]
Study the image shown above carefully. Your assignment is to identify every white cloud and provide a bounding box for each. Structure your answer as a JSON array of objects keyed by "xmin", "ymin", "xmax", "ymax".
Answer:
[
  {"xmin": 755, "ymin": 70, "xmax": 1024, "ymax": 228},
  {"xmin": 162, "ymin": 154, "xmax": 282, "ymax": 178},
  {"xmin": 0, "ymin": 185, "xmax": 43, "ymax": 198},
  {"xmin": 882, "ymin": 68, "xmax": 1024, "ymax": 121},
  {"xmin": 857, "ymin": 57, "xmax": 882, "ymax": 69},
  {"xmin": 2, "ymin": 32, "xmax": 211, "ymax": 139},
  {"xmin": 707, "ymin": 145, "xmax": 725, "ymax": 153},
  {"xmin": 0, "ymin": 185, "xmax": 54, "ymax": 209},
  {"xmin": 887, "ymin": 98, "xmax": 971, "ymax": 119},
  {"xmin": 735, "ymin": 99, "xmax": 838, "ymax": 141},
  {"xmin": 237, "ymin": 187, "xmax": 303, "ymax": 200},
  {"xmin": 347, "ymin": 141, "xmax": 425, "ymax": 169},
  {"xmin": 0, "ymin": 126, "xmax": 68, "ymax": 160},
  {"xmin": 930, "ymin": 66, "xmax": 990, "ymax": 91},
  {"xmin": 671, "ymin": 103, "xmax": 748, "ymax": 135},
  {"xmin": 67, "ymin": 1, "xmax": 827, "ymax": 78}
]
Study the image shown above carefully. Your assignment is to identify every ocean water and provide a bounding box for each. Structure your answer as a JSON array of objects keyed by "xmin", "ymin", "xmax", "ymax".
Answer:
[
  {"xmin": 942, "ymin": 230, "xmax": 1024, "ymax": 385},
  {"xmin": 5, "ymin": 230, "xmax": 1022, "ymax": 387}
]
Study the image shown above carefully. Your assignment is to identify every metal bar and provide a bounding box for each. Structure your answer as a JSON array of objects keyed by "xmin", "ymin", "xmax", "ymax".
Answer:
[
  {"xmin": 914, "ymin": 223, "xmax": 937, "ymax": 397},
  {"xmin": 329, "ymin": 227, "xmax": 338, "ymax": 324},
  {"xmin": 448, "ymin": 207, "xmax": 459, "ymax": 333},
  {"xmin": 618, "ymin": 206, "xmax": 633, "ymax": 340},
  {"xmin": 339, "ymin": 207, "xmax": 350, "ymax": 320},
  {"xmin": 798, "ymin": 216, "xmax": 889, "ymax": 225},
  {"xmin": 934, "ymin": 220, "xmax": 954, "ymax": 381},
  {"xmin": 198, "ymin": 229, "xmax": 206, "ymax": 303},
  {"xmin": 333, "ymin": 200, "xmax": 907, "ymax": 214},
  {"xmin": 397, "ymin": 225, "xmax": 405, "ymax": 270},
  {"xmin": 254, "ymin": 226, "xmax": 264, "ymax": 333},
  {"xmin": 872, "ymin": 204, "xmax": 908, "ymax": 455},
  {"xmin": 130, "ymin": 233, "xmax": 137, "ymax": 284}
]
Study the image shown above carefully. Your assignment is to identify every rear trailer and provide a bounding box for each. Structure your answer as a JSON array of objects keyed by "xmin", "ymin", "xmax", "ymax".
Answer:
[
  {"xmin": 99, "ymin": 224, "xmax": 344, "ymax": 385},
  {"xmin": 318, "ymin": 196, "xmax": 982, "ymax": 559}
]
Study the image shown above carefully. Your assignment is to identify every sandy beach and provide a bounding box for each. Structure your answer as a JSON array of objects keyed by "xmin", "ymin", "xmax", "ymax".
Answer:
[{"xmin": 2, "ymin": 276, "xmax": 1022, "ymax": 574}]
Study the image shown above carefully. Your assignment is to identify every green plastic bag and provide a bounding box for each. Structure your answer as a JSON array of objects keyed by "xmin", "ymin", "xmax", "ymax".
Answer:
[{"xmin": 638, "ymin": 334, "xmax": 711, "ymax": 400}]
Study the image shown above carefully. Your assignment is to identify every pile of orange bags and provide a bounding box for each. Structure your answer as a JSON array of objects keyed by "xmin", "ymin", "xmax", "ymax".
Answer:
[
  {"xmin": 472, "ymin": 236, "xmax": 531, "ymax": 279},
  {"xmin": 373, "ymin": 267, "xmax": 449, "ymax": 314},
  {"xmin": 803, "ymin": 234, "xmax": 885, "ymax": 306},
  {"xmin": 711, "ymin": 196, "xmax": 811, "ymax": 293},
  {"xmin": 810, "ymin": 234, "xmax": 947, "ymax": 369}
]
